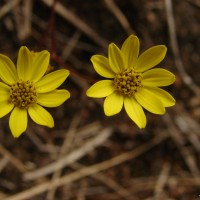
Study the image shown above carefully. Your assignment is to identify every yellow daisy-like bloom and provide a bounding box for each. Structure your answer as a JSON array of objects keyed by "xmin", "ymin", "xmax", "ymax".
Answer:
[
  {"xmin": 0, "ymin": 46, "xmax": 70, "ymax": 138},
  {"xmin": 86, "ymin": 35, "xmax": 176, "ymax": 128}
]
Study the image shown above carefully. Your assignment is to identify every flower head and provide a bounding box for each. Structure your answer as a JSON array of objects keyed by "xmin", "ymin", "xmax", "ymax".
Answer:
[
  {"xmin": 0, "ymin": 46, "xmax": 70, "ymax": 138},
  {"xmin": 86, "ymin": 35, "xmax": 176, "ymax": 128}
]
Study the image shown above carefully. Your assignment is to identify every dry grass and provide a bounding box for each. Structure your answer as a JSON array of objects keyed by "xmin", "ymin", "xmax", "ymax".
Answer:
[{"xmin": 0, "ymin": 0, "xmax": 200, "ymax": 199}]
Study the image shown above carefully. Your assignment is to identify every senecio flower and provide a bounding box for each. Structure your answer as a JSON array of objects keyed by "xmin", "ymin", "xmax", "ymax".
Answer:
[
  {"xmin": 0, "ymin": 46, "xmax": 70, "ymax": 138},
  {"xmin": 86, "ymin": 35, "xmax": 175, "ymax": 128}
]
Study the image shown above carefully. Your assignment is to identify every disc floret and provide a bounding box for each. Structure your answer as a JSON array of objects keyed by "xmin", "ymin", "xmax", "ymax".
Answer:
[
  {"xmin": 114, "ymin": 69, "xmax": 142, "ymax": 97},
  {"xmin": 9, "ymin": 80, "xmax": 37, "ymax": 108}
]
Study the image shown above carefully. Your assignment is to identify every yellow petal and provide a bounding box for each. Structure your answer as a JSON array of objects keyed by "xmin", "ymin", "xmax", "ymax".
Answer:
[
  {"xmin": 124, "ymin": 97, "xmax": 146, "ymax": 128},
  {"xmin": 30, "ymin": 50, "xmax": 50, "ymax": 82},
  {"xmin": 28, "ymin": 104, "xmax": 54, "ymax": 128},
  {"xmin": 37, "ymin": 89, "xmax": 70, "ymax": 107},
  {"xmin": 0, "ymin": 54, "xmax": 18, "ymax": 85},
  {"xmin": 0, "ymin": 101, "xmax": 14, "ymax": 118},
  {"xmin": 134, "ymin": 87, "xmax": 165, "ymax": 114},
  {"xmin": 17, "ymin": 46, "xmax": 33, "ymax": 80},
  {"xmin": 35, "ymin": 69, "xmax": 70, "ymax": 93},
  {"xmin": 9, "ymin": 107, "xmax": 27, "ymax": 138},
  {"xmin": 135, "ymin": 45, "xmax": 167, "ymax": 72},
  {"xmin": 121, "ymin": 35, "xmax": 139, "ymax": 69},
  {"xmin": 0, "ymin": 87, "xmax": 12, "ymax": 124},
  {"xmin": 17, "ymin": 47, "xmax": 50, "ymax": 82},
  {"xmin": 145, "ymin": 87, "xmax": 175, "ymax": 107},
  {"xmin": 108, "ymin": 43, "xmax": 125, "ymax": 73},
  {"xmin": 142, "ymin": 68, "xmax": 176, "ymax": 87},
  {"xmin": 91, "ymin": 55, "xmax": 115, "ymax": 78},
  {"xmin": 86, "ymin": 80, "xmax": 115, "ymax": 98},
  {"xmin": 0, "ymin": 82, "xmax": 10, "ymax": 102},
  {"xmin": 104, "ymin": 92, "xmax": 123, "ymax": 116}
]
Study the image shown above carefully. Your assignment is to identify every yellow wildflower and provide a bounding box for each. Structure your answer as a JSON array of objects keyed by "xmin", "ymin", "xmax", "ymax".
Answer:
[
  {"xmin": 0, "ymin": 46, "xmax": 70, "ymax": 138},
  {"xmin": 86, "ymin": 35, "xmax": 176, "ymax": 128}
]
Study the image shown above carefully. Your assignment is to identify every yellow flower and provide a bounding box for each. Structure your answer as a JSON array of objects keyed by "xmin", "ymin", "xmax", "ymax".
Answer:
[
  {"xmin": 86, "ymin": 35, "xmax": 176, "ymax": 128},
  {"xmin": 0, "ymin": 46, "xmax": 70, "ymax": 138}
]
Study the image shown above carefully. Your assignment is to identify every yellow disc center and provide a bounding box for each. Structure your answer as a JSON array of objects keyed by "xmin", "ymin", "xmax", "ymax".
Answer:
[
  {"xmin": 114, "ymin": 69, "xmax": 142, "ymax": 97},
  {"xmin": 9, "ymin": 80, "xmax": 37, "ymax": 108}
]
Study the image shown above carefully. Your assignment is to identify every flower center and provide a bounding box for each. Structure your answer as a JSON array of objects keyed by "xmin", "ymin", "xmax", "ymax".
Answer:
[
  {"xmin": 9, "ymin": 80, "xmax": 37, "ymax": 108},
  {"xmin": 114, "ymin": 69, "xmax": 143, "ymax": 97}
]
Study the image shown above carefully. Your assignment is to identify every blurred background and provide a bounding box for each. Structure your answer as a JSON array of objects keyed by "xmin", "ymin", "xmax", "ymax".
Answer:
[{"xmin": 0, "ymin": 0, "xmax": 200, "ymax": 199}]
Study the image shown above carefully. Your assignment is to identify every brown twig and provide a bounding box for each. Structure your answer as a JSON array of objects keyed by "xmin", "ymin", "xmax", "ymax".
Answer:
[
  {"xmin": 46, "ymin": 115, "xmax": 81, "ymax": 200},
  {"xmin": 26, "ymin": 126, "xmax": 60, "ymax": 153},
  {"xmin": 165, "ymin": 0, "xmax": 200, "ymax": 96},
  {"xmin": 153, "ymin": 162, "xmax": 171, "ymax": 199},
  {"xmin": 0, "ymin": 144, "xmax": 27, "ymax": 173},
  {"xmin": 104, "ymin": 0, "xmax": 135, "ymax": 35},
  {"xmin": 48, "ymin": 0, "xmax": 58, "ymax": 54},
  {"xmin": 12, "ymin": 0, "xmax": 32, "ymax": 40},
  {"xmin": 163, "ymin": 113, "xmax": 200, "ymax": 182},
  {"xmin": 0, "ymin": 156, "xmax": 10, "ymax": 173},
  {"xmin": 5, "ymin": 132, "xmax": 168, "ymax": 200},
  {"xmin": 0, "ymin": 0, "xmax": 22, "ymax": 18},
  {"xmin": 23, "ymin": 127, "xmax": 112, "ymax": 181},
  {"xmin": 71, "ymin": 162, "xmax": 133, "ymax": 200},
  {"xmin": 41, "ymin": 0, "xmax": 108, "ymax": 48}
]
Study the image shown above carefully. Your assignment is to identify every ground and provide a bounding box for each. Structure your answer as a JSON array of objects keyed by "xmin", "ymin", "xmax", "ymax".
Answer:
[{"xmin": 0, "ymin": 0, "xmax": 200, "ymax": 200}]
